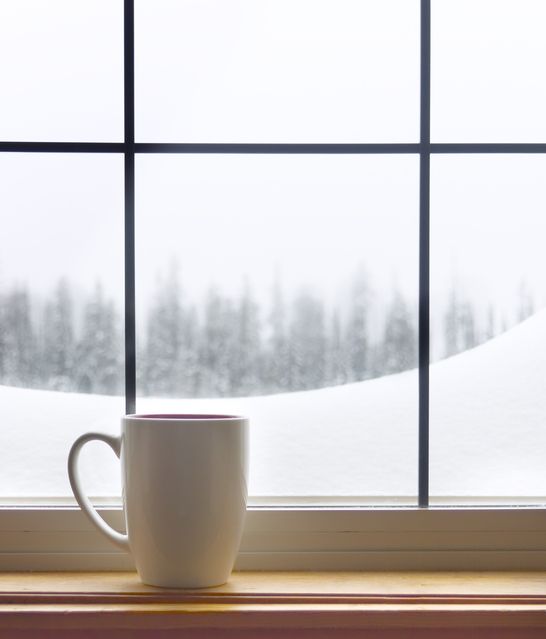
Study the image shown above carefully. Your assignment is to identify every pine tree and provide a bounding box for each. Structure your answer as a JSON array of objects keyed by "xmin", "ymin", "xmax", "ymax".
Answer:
[
  {"xmin": 178, "ymin": 304, "xmax": 200, "ymax": 396},
  {"xmin": 444, "ymin": 284, "xmax": 478, "ymax": 357},
  {"xmin": 232, "ymin": 280, "xmax": 262, "ymax": 396},
  {"xmin": 517, "ymin": 280, "xmax": 535, "ymax": 322},
  {"xmin": 200, "ymin": 287, "xmax": 235, "ymax": 396},
  {"xmin": 460, "ymin": 301, "xmax": 477, "ymax": 350},
  {"xmin": 1, "ymin": 287, "xmax": 36, "ymax": 387},
  {"xmin": 345, "ymin": 268, "xmax": 370, "ymax": 382},
  {"xmin": 144, "ymin": 270, "xmax": 183, "ymax": 396},
  {"xmin": 444, "ymin": 286, "xmax": 460, "ymax": 357},
  {"xmin": 265, "ymin": 275, "xmax": 289, "ymax": 393},
  {"xmin": 381, "ymin": 290, "xmax": 417, "ymax": 374},
  {"xmin": 326, "ymin": 309, "xmax": 347, "ymax": 386},
  {"xmin": 76, "ymin": 284, "xmax": 122, "ymax": 395},
  {"xmin": 288, "ymin": 290, "xmax": 327, "ymax": 390},
  {"xmin": 41, "ymin": 278, "xmax": 75, "ymax": 391},
  {"xmin": 485, "ymin": 304, "xmax": 496, "ymax": 342}
]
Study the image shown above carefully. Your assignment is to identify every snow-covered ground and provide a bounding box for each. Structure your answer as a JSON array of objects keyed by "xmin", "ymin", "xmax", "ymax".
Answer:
[{"xmin": 1, "ymin": 312, "xmax": 545, "ymax": 499}]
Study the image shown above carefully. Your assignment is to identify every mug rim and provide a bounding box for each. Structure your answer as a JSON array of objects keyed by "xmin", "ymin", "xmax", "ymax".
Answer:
[{"xmin": 125, "ymin": 413, "xmax": 245, "ymax": 421}]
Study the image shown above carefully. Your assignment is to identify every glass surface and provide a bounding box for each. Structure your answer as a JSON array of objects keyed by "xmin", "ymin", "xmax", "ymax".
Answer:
[
  {"xmin": 136, "ymin": 154, "xmax": 419, "ymax": 500},
  {"xmin": 432, "ymin": 0, "xmax": 546, "ymax": 142},
  {"xmin": 0, "ymin": 154, "xmax": 124, "ymax": 497},
  {"xmin": 135, "ymin": 0, "xmax": 419, "ymax": 143},
  {"xmin": 430, "ymin": 155, "xmax": 546, "ymax": 501},
  {"xmin": 0, "ymin": 0, "xmax": 123, "ymax": 142}
]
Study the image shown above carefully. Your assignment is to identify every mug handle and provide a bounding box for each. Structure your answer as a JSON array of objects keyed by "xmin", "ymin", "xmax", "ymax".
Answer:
[{"xmin": 67, "ymin": 432, "xmax": 130, "ymax": 550}]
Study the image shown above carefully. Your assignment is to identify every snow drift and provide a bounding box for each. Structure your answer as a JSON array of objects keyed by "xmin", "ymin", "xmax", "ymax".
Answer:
[{"xmin": 1, "ymin": 311, "xmax": 545, "ymax": 499}]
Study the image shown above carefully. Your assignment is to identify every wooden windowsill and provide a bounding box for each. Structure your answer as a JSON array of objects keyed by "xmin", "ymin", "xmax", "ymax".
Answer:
[{"xmin": 1, "ymin": 571, "xmax": 546, "ymax": 637}]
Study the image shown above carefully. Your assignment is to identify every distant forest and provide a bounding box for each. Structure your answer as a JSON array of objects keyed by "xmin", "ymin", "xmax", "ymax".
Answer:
[{"xmin": 0, "ymin": 270, "xmax": 536, "ymax": 397}]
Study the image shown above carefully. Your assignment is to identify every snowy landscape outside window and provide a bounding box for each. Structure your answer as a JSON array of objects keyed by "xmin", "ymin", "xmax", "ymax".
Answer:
[{"xmin": 1, "ymin": 0, "xmax": 546, "ymax": 513}]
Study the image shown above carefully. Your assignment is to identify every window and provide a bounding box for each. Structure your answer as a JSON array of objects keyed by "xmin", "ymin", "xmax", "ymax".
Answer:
[{"xmin": 1, "ymin": 0, "xmax": 546, "ymax": 570}]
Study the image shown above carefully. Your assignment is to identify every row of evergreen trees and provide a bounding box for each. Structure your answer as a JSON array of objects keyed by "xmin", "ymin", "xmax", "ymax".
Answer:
[
  {"xmin": 0, "ymin": 271, "xmax": 533, "ymax": 397},
  {"xmin": 0, "ymin": 281, "xmax": 122, "ymax": 395},
  {"xmin": 141, "ymin": 271, "xmax": 416, "ymax": 397}
]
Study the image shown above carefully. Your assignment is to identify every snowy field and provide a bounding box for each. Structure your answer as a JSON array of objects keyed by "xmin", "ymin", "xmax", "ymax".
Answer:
[{"xmin": 1, "ymin": 311, "xmax": 546, "ymax": 500}]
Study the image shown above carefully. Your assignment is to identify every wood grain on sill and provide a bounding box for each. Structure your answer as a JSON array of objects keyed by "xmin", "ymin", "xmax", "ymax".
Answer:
[{"xmin": 1, "ymin": 572, "xmax": 546, "ymax": 636}]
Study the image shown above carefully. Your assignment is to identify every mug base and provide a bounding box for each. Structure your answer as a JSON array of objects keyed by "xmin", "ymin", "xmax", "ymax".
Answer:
[{"xmin": 139, "ymin": 575, "xmax": 230, "ymax": 589}]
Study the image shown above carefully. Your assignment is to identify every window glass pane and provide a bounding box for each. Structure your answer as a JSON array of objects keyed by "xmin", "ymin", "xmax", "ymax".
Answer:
[
  {"xmin": 0, "ymin": 154, "xmax": 124, "ymax": 498},
  {"xmin": 432, "ymin": 0, "xmax": 546, "ymax": 142},
  {"xmin": 430, "ymin": 155, "xmax": 546, "ymax": 503},
  {"xmin": 135, "ymin": 0, "xmax": 419, "ymax": 143},
  {"xmin": 136, "ymin": 154, "xmax": 419, "ymax": 502},
  {"xmin": 0, "ymin": 0, "xmax": 123, "ymax": 142}
]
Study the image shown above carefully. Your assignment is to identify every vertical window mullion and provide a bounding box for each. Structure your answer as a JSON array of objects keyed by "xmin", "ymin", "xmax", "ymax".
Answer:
[
  {"xmin": 124, "ymin": 0, "xmax": 136, "ymax": 414},
  {"xmin": 419, "ymin": 0, "xmax": 431, "ymax": 507}
]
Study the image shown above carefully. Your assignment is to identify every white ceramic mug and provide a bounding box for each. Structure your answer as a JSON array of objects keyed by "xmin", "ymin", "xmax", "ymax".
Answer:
[{"xmin": 68, "ymin": 414, "xmax": 248, "ymax": 588}]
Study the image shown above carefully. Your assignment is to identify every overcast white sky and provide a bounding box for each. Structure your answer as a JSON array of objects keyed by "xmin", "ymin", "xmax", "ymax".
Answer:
[{"xmin": 1, "ymin": 0, "xmax": 546, "ymax": 328}]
